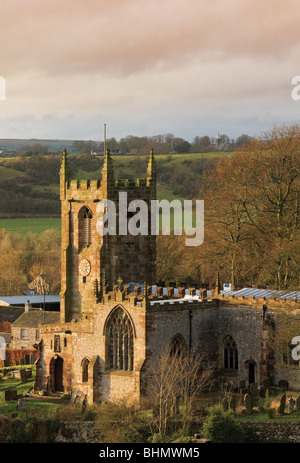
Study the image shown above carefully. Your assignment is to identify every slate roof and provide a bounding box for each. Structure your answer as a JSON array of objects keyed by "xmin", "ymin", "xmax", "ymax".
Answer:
[
  {"xmin": 11, "ymin": 310, "xmax": 60, "ymax": 328},
  {"xmin": 0, "ymin": 307, "xmax": 24, "ymax": 324}
]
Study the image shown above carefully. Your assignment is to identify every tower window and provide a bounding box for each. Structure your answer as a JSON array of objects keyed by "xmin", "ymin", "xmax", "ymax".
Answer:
[
  {"xmin": 107, "ymin": 307, "xmax": 134, "ymax": 371},
  {"xmin": 82, "ymin": 357, "xmax": 90, "ymax": 382},
  {"xmin": 79, "ymin": 207, "xmax": 93, "ymax": 248}
]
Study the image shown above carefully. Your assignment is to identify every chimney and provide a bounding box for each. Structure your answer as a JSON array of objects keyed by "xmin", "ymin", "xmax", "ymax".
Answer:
[{"xmin": 24, "ymin": 300, "xmax": 32, "ymax": 312}]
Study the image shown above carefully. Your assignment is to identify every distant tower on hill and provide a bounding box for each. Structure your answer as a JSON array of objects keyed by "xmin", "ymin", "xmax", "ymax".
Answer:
[{"xmin": 215, "ymin": 132, "xmax": 221, "ymax": 147}]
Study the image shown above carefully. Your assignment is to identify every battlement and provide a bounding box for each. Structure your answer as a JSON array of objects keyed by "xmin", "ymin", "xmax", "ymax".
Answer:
[
  {"xmin": 219, "ymin": 293, "xmax": 300, "ymax": 311},
  {"xmin": 66, "ymin": 178, "xmax": 149, "ymax": 192},
  {"xmin": 60, "ymin": 147, "xmax": 156, "ymax": 202}
]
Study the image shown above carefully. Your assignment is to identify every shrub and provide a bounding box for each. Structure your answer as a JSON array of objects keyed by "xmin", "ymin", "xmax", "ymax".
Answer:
[
  {"xmin": 94, "ymin": 402, "xmax": 147, "ymax": 443},
  {"xmin": 202, "ymin": 405, "xmax": 245, "ymax": 443},
  {"xmin": 0, "ymin": 415, "xmax": 11, "ymax": 443},
  {"xmin": 148, "ymin": 433, "xmax": 170, "ymax": 443},
  {"xmin": 11, "ymin": 417, "xmax": 59, "ymax": 443}
]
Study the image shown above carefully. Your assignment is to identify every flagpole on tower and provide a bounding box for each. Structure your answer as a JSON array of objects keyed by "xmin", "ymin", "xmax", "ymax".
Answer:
[{"xmin": 104, "ymin": 123, "xmax": 106, "ymax": 154}]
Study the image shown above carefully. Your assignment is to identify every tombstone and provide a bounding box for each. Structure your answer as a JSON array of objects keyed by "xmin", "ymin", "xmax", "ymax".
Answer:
[
  {"xmin": 240, "ymin": 388, "xmax": 248, "ymax": 395},
  {"xmin": 278, "ymin": 380, "xmax": 289, "ymax": 391},
  {"xmin": 249, "ymin": 382, "xmax": 258, "ymax": 398},
  {"xmin": 81, "ymin": 394, "xmax": 87, "ymax": 414},
  {"xmin": 20, "ymin": 369, "xmax": 28, "ymax": 382},
  {"xmin": 5, "ymin": 390, "xmax": 18, "ymax": 401},
  {"xmin": 288, "ymin": 397, "xmax": 295, "ymax": 414},
  {"xmin": 258, "ymin": 385, "xmax": 265, "ymax": 398},
  {"xmin": 296, "ymin": 396, "xmax": 300, "ymax": 410},
  {"xmin": 244, "ymin": 393, "xmax": 252, "ymax": 414},
  {"xmin": 239, "ymin": 380, "xmax": 246, "ymax": 389},
  {"xmin": 17, "ymin": 398, "xmax": 25, "ymax": 411},
  {"xmin": 258, "ymin": 397, "xmax": 265, "ymax": 412},
  {"xmin": 262, "ymin": 378, "xmax": 270, "ymax": 392},
  {"xmin": 222, "ymin": 397, "xmax": 228, "ymax": 411},
  {"xmin": 229, "ymin": 396, "xmax": 236, "ymax": 412},
  {"xmin": 25, "ymin": 368, "xmax": 32, "ymax": 379},
  {"xmin": 278, "ymin": 394, "xmax": 286, "ymax": 415}
]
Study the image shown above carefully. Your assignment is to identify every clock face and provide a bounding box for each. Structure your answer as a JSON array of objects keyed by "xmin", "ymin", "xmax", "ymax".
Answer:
[{"xmin": 79, "ymin": 258, "xmax": 91, "ymax": 276}]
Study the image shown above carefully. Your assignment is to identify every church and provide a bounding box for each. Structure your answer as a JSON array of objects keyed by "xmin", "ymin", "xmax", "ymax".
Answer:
[{"xmin": 34, "ymin": 148, "xmax": 300, "ymax": 403}]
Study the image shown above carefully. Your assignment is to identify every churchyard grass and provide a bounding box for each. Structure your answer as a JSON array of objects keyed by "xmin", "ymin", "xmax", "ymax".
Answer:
[{"xmin": 0, "ymin": 367, "xmax": 59, "ymax": 418}]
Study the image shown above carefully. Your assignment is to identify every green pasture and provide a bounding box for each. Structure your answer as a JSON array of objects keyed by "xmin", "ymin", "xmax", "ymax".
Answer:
[{"xmin": 0, "ymin": 218, "xmax": 61, "ymax": 235}]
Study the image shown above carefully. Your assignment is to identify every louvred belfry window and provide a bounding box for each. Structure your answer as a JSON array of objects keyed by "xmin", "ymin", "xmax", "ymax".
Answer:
[
  {"xmin": 107, "ymin": 307, "xmax": 134, "ymax": 371},
  {"xmin": 79, "ymin": 207, "xmax": 93, "ymax": 248}
]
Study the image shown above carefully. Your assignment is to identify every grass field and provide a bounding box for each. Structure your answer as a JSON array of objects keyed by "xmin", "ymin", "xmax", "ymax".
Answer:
[{"xmin": 0, "ymin": 218, "xmax": 61, "ymax": 234}]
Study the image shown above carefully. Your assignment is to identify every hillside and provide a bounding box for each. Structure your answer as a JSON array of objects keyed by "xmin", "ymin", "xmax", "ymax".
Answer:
[{"xmin": 0, "ymin": 152, "xmax": 232, "ymax": 218}]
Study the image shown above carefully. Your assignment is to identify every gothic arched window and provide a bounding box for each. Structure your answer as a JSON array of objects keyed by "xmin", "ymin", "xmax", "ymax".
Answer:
[
  {"xmin": 79, "ymin": 207, "xmax": 93, "ymax": 248},
  {"xmin": 170, "ymin": 334, "xmax": 187, "ymax": 358},
  {"xmin": 223, "ymin": 336, "xmax": 238, "ymax": 370},
  {"xmin": 82, "ymin": 357, "xmax": 90, "ymax": 382},
  {"xmin": 107, "ymin": 307, "xmax": 134, "ymax": 371}
]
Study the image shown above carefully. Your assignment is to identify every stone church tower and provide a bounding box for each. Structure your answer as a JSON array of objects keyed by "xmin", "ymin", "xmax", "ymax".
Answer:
[
  {"xmin": 35, "ymin": 148, "xmax": 160, "ymax": 403},
  {"xmin": 59, "ymin": 147, "xmax": 156, "ymax": 323}
]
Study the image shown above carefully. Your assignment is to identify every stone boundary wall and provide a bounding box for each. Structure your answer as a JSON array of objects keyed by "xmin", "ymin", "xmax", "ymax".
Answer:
[{"xmin": 241, "ymin": 421, "xmax": 300, "ymax": 443}]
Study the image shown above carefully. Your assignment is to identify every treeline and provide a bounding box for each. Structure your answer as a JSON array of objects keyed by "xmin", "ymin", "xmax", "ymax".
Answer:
[
  {"xmin": 0, "ymin": 179, "xmax": 60, "ymax": 216},
  {"xmin": 158, "ymin": 124, "xmax": 300, "ymax": 291},
  {"xmin": 72, "ymin": 133, "xmax": 253, "ymax": 155},
  {"xmin": 0, "ymin": 153, "xmax": 217, "ymax": 216},
  {"xmin": 0, "ymin": 229, "xmax": 60, "ymax": 296}
]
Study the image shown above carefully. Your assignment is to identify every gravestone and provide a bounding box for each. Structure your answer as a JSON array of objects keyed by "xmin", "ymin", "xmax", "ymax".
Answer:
[
  {"xmin": 288, "ymin": 397, "xmax": 295, "ymax": 413},
  {"xmin": 222, "ymin": 397, "xmax": 228, "ymax": 411},
  {"xmin": 258, "ymin": 397, "xmax": 265, "ymax": 412},
  {"xmin": 278, "ymin": 380, "xmax": 289, "ymax": 390},
  {"xmin": 278, "ymin": 394, "xmax": 286, "ymax": 415},
  {"xmin": 20, "ymin": 369, "xmax": 28, "ymax": 382},
  {"xmin": 262, "ymin": 378, "xmax": 270, "ymax": 392},
  {"xmin": 17, "ymin": 398, "xmax": 25, "ymax": 411},
  {"xmin": 258, "ymin": 385, "xmax": 265, "ymax": 398},
  {"xmin": 249, "ymin": 383, "xmax": 258, "ymax": 398},
  {"xmin": 5, "ymin": 390, "xmax": 18, "ymax": 401},
  {"xmin": 229, "ymin": 396, "xmax": 236, "ymax": 412},
  {"xmin": 244, "ymin": 393, "xmax": 252, "ymax": 414},
  {"xmin": 239, "ymin": 380, "xmax": 246, "ymax": 389},
  {"xmin": 296, "ymin": 396, "xmax": 300, "ymax": 410}
]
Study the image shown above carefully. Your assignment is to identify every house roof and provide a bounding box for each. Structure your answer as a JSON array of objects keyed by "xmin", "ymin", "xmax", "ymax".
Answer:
[
  {"xmin": 11, "ymin": 310, "xmax": 60, "ymax": 328},
  {"xmin": 0, "ymin": 307, "xmax": 24, "ymax": 324}
]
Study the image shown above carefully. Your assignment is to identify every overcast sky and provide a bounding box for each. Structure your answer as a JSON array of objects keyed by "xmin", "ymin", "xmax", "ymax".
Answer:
[{"xmin": 1, "ymin": 0, "xmax": 300, "ymax": 142}]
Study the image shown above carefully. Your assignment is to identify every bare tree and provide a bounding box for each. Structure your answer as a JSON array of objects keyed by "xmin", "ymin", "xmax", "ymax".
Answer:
[{"xmin": 146, "ymin": 345, "xmax": 215, "ymax": 436}]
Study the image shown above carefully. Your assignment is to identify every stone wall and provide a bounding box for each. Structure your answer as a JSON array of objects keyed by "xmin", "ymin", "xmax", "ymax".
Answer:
[{"xmin": 241, "ymin": 421, "xmax": 300, "ymax": 443}]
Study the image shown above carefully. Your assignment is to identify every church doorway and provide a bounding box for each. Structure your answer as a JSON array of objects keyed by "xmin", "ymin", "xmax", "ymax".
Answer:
[{"xmin": 50, "ymin": 356, "xmax": 64, "ymax": 392}]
